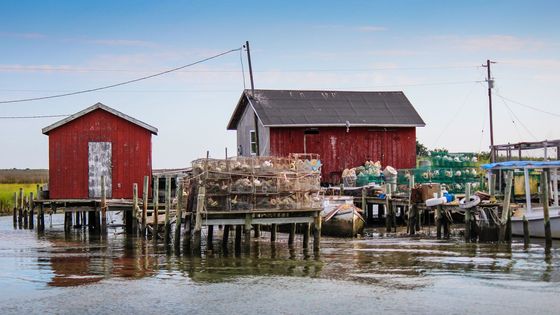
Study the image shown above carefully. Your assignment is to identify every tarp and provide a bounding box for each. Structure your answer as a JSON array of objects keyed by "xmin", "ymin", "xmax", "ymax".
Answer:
[{"xmin": 481, "ymin": 160, "xmax": 560, "ymax": 170}]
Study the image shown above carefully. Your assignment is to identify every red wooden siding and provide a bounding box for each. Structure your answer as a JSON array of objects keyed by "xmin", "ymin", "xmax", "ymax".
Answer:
[
  {"xmin": 47, "ymin": 109, "xmax": 152, "ymax": 199},
  {"xmin": 269, "ymin": 127, "xmax": 416, "ymax": 183}
]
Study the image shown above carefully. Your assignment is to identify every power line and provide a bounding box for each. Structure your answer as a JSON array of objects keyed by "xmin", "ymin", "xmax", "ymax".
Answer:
[
  {"xmin": 0, "ymin": 80, "xmax": 483, "ymax": 94},
  {"xmin": 498, "ymin": 93, "xmax": 538, "ymax": 141},
  {"xmin": 0, "ymin": 64, "xmax": 479, "ymax": 73},
  {"xmin": 0, "ymin": 114, "xmax": 69, "ymax": 119},
  {"xmin": 0, "ymin": 47, "xmax": 242, "ymax": 104},
  {"xmin": 494, "ymin": 92, "xmax": 560, "ymax": 118}
]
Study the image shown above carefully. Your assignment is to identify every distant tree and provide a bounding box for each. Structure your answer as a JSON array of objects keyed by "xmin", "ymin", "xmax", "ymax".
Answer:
[{"xmin": 416, "ymin": 140, "xmax": 429, "ymax": 157}]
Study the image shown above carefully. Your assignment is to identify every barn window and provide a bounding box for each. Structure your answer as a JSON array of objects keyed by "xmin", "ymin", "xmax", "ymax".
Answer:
[
  {"xmin": 250, "ymin": 130, "xmax": 257, "ymax": 155},
  {"xmin": 304, "ymin": 128, "xmax": 319, "ymax": 134}
]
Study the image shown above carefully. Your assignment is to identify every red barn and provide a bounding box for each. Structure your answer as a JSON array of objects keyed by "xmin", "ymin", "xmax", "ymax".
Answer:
[
  {"xmin": 42, "ymin": 103, "xmax": 158, "ymax": 199},
  {"xmin": 227, "ymin": 90, "xmax": 425, "ymax": 183}
]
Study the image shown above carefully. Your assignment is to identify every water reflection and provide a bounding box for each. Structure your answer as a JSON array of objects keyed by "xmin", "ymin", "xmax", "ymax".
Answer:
[{"xmin": 1, "ymin": 215, "xmax": 559, "ymax": 291}]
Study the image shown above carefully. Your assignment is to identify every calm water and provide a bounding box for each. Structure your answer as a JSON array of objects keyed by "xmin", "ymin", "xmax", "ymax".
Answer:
[{"xmin": 0, "ymin": 214, "xmax": 559, "ymax": 315}]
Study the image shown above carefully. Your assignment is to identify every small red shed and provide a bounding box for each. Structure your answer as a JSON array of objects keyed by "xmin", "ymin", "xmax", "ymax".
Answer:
[
  {"xmin": 42, "ymin": 102, "xmax": 158, "ymax": 199},
  {"xmin": 227, "ymin": 90, "xmax": 425, "ymax": 183}
]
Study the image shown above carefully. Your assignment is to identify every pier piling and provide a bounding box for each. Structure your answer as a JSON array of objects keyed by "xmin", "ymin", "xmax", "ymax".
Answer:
[
  {"xmin": 174, "ymin": 181, "xmax": 183, "ymax": 249},
  {"xmin": 164, "ymin": 177, "xmax": 171, "ymax": 245},
  {"xmin": 542, "ymin": 172, "xmax": 552, "ymax": 247},
  {"xmin": 132, "ymin": 183, "xmax": 138, "ymax": 235},
  {"xmin": 153, "ymin": 176, "xmax": 159, "ymax": 241},
  {"xmin": 142, "ymin": 176, "xmax": 149, "ymax": 236},
  {"xmin": 288, "ymin": 223, "xmax": 296, "ymax": 246},
  {"xmin": 12, "ymin": 192, "xmax": 17, "ymax": 228},
  {"xmin": 29, "ymin": 192, "xmax": 34, "ymax": 229}
]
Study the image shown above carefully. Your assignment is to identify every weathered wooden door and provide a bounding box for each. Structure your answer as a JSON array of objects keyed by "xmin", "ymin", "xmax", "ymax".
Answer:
[{"xmin": 88, "ymin": 142, "xmax": 112, "ymax": 198}]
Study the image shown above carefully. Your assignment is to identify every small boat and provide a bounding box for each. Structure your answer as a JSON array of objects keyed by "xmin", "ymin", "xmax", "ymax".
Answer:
[
  {"xmin": 511, "ymin": 207, "xmax": 560, "ymax": 238},
  {"xmin": 321, "ymin": 196, "xmax": 365, "ymax": 237},
  {"xmin": 482, "ymin": 160, "xmax": 560, "ymax": 239}
]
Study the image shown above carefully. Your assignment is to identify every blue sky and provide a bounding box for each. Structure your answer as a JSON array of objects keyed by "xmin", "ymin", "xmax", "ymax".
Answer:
[{"xmin": 1, "ymin": 0, "xmax": 559, "ymax": 168}]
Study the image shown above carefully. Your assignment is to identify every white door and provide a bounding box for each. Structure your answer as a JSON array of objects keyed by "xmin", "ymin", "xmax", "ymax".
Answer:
[{"xmin": 88, "ymin": 142, "xmax": 112, "ymax": 198}]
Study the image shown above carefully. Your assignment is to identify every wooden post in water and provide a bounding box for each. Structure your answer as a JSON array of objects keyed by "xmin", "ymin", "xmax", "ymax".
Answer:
[
  {"xmin": 234, "ymin": 225, "xmax": 242, "ymax": 254},
  {"xmin": 153, "ymin": 176, "xmax": 159, "ymax": 240},
  {"xmin": 385, "ymin": 184, "xmax": 392, "ymax": 233},
  {"xmin": 132, "ymin": 183, "xmax": 138, "ymax": 236},
  {"xmin": 193, "ymin": 186, "xmax": 204, "ymax": 249},
  {"xmin": 313, "ymin": 211, "xmax": 322, "ymax": 252},
  {"xmin": 142, "ymin": 176, "xmax": 149, "ymax": 237},
  {"xmin": 442, "ymin": 207, "xmax": 450, "ymax": 239},
  {"xmin": 38, "ymin": 203, "xmax": 45, "ymax": 233},
  {"xmin": 101, "ymin": 175, "xmax": 107, "ymax": 234},
  {"xmin": 361, "ymin": 187, "xmax": 367, "ymax": 222},
  {"xmin": 174, "ymin": 180, "xmax": 183, "ymax": 249},
  {"xmin": 436, "ymin": 205, "xmax": 442, "ymax": 239},
  {"xmin": 464, "ymin": 183, "xmax": 471, "ymax": 242},
  {"xmin": 303, "ymin": 223, "xmax": 310, "ymax": 249},
  {"xmin": 244, "ymin": 214, "xmax": 252, "ymax": 252},
  {"xmin": 18, "ymin": 188, "xmax": 23, "ymax": 229},
  {"xmin": 12, "ymin": 192, "xmax": 17, "ymax": 228},
  {"xmin": 523, "ymin": 215, "xmax": 530, "ymax": 246},
  {"xmin": 288, "ymin": 223, "xmax": 296, "ymax": 246},
  {"xmin": 499, "ymin": 171, "xmax": 513, "ymax": 243},
  {"xmin": 222, "ymin": 225, "xmax": 230, "ymax": 249},
  {"xmin": 29, "ymin": 192, "xmax": 34, "ymax": 230},
  {"xmin": 164, "ymin": 177, "xmax": 171, "ymax": 244},
  {"xmin": 270, "ymin": 224, "xmax": 277, "ymax": 242},
  {"xmin": 23, "ymin": 196, "xmax": 29, "ymax": 229},
  {"xmin": 207, "ymin": 225, "xmax": 214, "ymax": 251},
  {"xmin": 542, "ymin": 171, "xmax": 552, "ymax": 247},
  {"xmin": 407, "ymin": 175, "xmax": 415, "ymax": 235}
]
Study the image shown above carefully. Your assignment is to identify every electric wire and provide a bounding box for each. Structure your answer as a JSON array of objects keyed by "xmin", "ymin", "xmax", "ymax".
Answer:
[
  {"xmin": 0, "ymin": 114, "xmax": 69, "ymax": 119},
  {"xmin": 239, "ymin": 48, "xmax": 246, "ymax": 90},
  {"xmin": 494, "ymin": 92, "xmax": 560, "ymax": 118},
  {"xmin": 0, "ymin": 64, "xmax": 480, "ymax": 73},
  {"xmin": 432, "ymin": 81, "xmax": 478, "ymax": 146},
  {"xmin": 0, "ymin": 47, "xmax": 242, "ymax": 104},
  {"xmin": 496, "ymin": 91, "xmax": 538, "ymax": 141}
]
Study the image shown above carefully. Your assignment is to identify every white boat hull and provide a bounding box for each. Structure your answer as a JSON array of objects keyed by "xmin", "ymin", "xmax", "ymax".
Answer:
[{"xmin": 511, "ymin": 208, "xmax": 560, "ymax": 239}]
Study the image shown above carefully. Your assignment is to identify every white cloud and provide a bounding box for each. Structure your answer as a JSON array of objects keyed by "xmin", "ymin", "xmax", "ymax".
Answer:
[
  {"xmin": 355, "ymin": 26, "xmax": 387, "ymax": 32},
  {"xmin": 433, "ymin": 34, "xmax": 545, "ymax": 52},
  {"xmin": 0, "ymin": 32, "xmax": 46, "ymax": 39},
  {"xmin": 84, "ymin": 39, "xmax": 157, "ymax": 47}
]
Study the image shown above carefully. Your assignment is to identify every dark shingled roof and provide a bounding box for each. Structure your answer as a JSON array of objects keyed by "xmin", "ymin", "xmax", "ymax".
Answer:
[{"xmin": 227, "ymin": 89, "xmax": 425, "ymax": 130}]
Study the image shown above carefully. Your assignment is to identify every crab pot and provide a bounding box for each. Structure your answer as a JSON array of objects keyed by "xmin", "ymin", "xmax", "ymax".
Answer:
[
  {"xmin": 254, "ymin": 177, "xmax": 278, "ymax": 194},
  {"xmin": 205, "ymin": 195, "xmax": 229, "ymax": 211},
  {"xmin": 228, "ymin": 157, "xmax": 254, "ymax": 174},
  {"xmin": 230, "ymin": 194, "xmax": 253, "ymax": 211},
  {"xmin": 278, "ymin": 173, "xmax": 298, "ymax": 192},
  {"xmin": 255, "ymin": 195, "xmax": 277, "ymax": 210},
  {"xmin": 230, "ymin": 177, "xmax": 255, "ymax": 194},
  {"xmin": 204, "ymin": 178, "xmax": 230, "ymax": 194},
  {"xmin": 253, "ymin": 156, "xmax": 279, "ymax": 174},
  {"xmin": 298, "ymin": 192, "xmax": 323, "ymax": 209},
  {"xmin": 297, "ymin": 174, "xmax": 321, "ymax": 191},
  {"xmin": 273, "ymin": 194, "xmax": 297, "ymax": 210}
]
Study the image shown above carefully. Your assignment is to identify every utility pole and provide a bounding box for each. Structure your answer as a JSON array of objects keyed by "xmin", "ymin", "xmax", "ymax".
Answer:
[
  {"xmin": 245, "ymin": 41, "xmax": 255, "ymax": 95},
  {"xmin": 245, "ymin": 41, "xmax": 259, "ymax": 156},
  {"xmin": 482, "ymin": 59, "xmax": 496, "ymax": 162}
]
